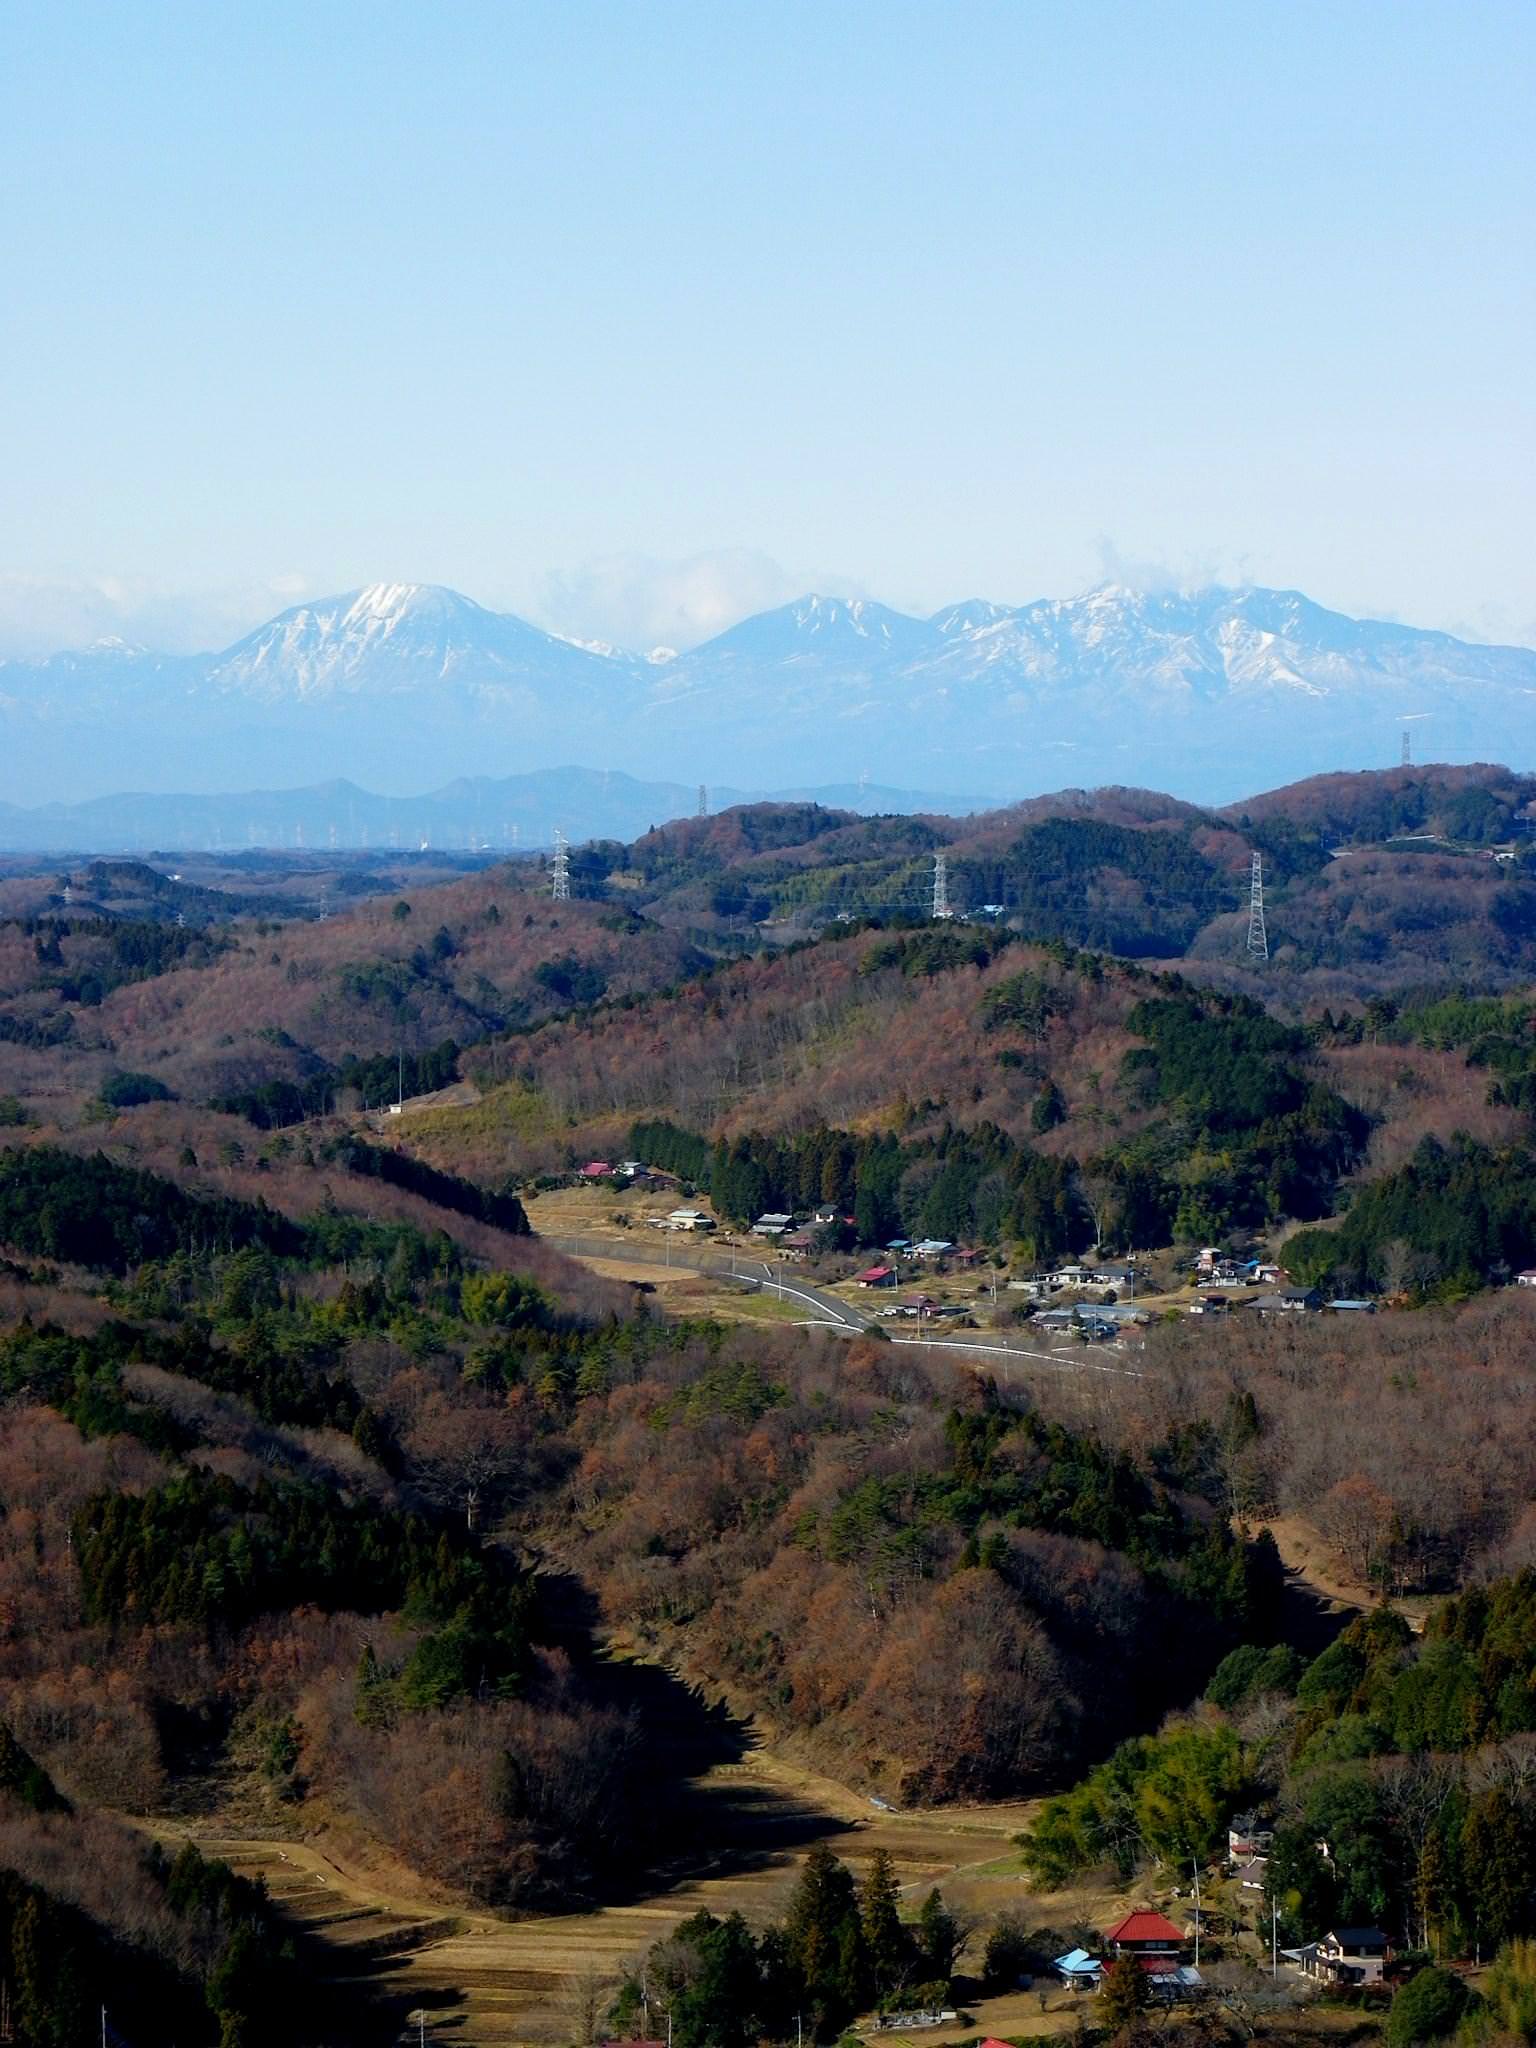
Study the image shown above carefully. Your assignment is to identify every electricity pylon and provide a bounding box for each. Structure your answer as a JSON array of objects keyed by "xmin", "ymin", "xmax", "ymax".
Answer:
[{"xmin": 1246, "ymin": 851, "xmax": 1269, "ymax": 962}]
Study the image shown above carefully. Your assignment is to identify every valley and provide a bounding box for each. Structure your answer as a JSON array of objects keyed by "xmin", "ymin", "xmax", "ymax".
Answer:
[
  {"xmin": 148, "ymin": 1706, "xmax": 1043, "ymax": 2047},
  {"xmin": 9, "ymin": 12, "xmax": 1532, "ymax": 2045},
  {"xmin": 0, "ymin": 765, "xmax": 1534, "ymax": 2045}
]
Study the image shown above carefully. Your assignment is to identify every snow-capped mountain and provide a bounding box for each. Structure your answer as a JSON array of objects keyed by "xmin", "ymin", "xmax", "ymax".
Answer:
[
  {"xmin": 204, "ymin": 583, "xmax": 620, "ymax": 703},
  {"xmin": 691, "ymin": 593, "xmax": 940, "ymax": 662},
  {"xmin": 1, "ymin": 580, "xmax": 1531, "ymax": 807},
  {"xmin": 644, "ymin": 583, "xmax": 1536, "ymax": 790},
  {"xmin": 918, "ymin": 586, "xmax": 1536, "ymax": 704}
]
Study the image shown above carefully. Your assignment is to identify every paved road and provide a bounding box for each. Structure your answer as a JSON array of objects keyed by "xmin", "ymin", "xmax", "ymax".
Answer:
[
  {"xmin": 539, "ymin": 1232, "xmax": 1144, "ymax": 1376},
  {"xmin": 889, "ymin": 1334, "xmax": 1143, "ymax": 1380},
  {"xmin": 540, "ymin": 1232, "xmax": 873, "ymax": 1329}
]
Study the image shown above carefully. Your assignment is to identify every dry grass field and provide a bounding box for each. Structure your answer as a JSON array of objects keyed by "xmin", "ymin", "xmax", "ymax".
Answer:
[
  {"xmin": 144, "ymin": 1737, "xmax": 1061, "ymax": 2047},
  {"xmin": 521, "ymin": 1183, "xmax": 721, "ymax": 1236}
]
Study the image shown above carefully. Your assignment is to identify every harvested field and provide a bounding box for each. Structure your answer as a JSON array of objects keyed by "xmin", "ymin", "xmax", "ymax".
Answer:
[
  {"xmin": 146, "ymin": 1747, "xmax": 1048, "ymax": 2046},
  {"xmin": 576, "ymin": 1255, "xmax": 814, "ymax": 1322}
]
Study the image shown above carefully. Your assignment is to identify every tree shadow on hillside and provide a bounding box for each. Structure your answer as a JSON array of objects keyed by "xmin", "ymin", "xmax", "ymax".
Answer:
[
  {"xmin": 535, "ymin": 1566, "xmax": 855, "ymax": 1909},
  {"xmin": 1274, "ymin": 1559, "xmax": 1356, "ymax": 1661}
]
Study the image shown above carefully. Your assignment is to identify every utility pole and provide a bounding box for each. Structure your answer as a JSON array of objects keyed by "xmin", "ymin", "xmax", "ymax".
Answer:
[
  {"xmin": 1246, "ymin": 851, "xmax": 1269, "ymax": 962},
  {"xmin": 551, "ymin": 828, "xmax": 570, "ymax": 901},
  {"xmin": 932, "ymin": 850, "xmax": 950, "ymax": 921},
  {"xmin": 1191, "ymin": 1856, "xmax": 1201, "ymax": 1968}
]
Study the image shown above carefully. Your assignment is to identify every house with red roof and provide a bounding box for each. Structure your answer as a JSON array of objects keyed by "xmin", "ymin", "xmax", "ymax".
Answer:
[
  {"xmin": 1104, "ymin": 1910, "xmax": 1184, "ymax": 1966},
  {"xmin": 1101, "ymin": 1911, "xmax": 1206, "ymax": 2003},
  {"xmin": 856, "ymin": 1264, "xmax": 896, "ymax": 1287}
]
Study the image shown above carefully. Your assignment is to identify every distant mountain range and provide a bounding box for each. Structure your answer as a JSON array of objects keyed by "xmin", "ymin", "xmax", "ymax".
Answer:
[
  {"xmin": 0, "ymin": 767, "xmax": 993, "ymax": 855},
  {"xmin": 2, "ymin": 580, "xmax": 1532, "ymax": 809}
]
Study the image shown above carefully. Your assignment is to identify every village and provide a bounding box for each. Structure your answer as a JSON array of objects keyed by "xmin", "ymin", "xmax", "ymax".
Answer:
[
  {"xmin": 853, "ymin": 1799, "xmax": 1405, "ymax": 2043},
  {"xmin": 521, "ymin": 1156, "xmax": 1392, "ymax": 1338},
  {"xmin": 594, "ymin": 1794, "xmax": 1406, "ymax": 2048},
  {"xmin": 502, "ymin": 1160, "xmax": 1524, "ymax": 2048}
]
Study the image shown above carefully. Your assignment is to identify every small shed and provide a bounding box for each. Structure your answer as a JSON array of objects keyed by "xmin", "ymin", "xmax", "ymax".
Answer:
[
  {"xmin": 1054, "ymin": 1948, "xmax": 1103, "ymax": 1990},
  {"xmin": 1228, "ymin": 1815, "xmax": 1274, "ymax": 1859}
]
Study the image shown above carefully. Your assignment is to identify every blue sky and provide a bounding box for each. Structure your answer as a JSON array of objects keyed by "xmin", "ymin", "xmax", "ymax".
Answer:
[{"xmin": 1, "ymin": 0, "xmax": 1532, "ymax": 653}]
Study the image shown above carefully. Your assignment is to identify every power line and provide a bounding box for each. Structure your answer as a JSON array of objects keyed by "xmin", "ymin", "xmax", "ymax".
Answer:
[{"xmin": 1246, "ymin": 850, "xmax": 1269, "ymax": 962}]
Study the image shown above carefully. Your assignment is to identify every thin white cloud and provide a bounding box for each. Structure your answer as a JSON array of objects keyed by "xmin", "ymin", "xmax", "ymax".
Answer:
[
  {"xmin": 0, "ymin": 574, "xmax": 313, "ymax": 658},
  {"xmin": 532, "ymin": 548, "xmax": 865, "ymax": 653},
  {"xmin": 1091, "ymin": 535, "xmax": 1251, "ymax": 594},
  {"xmin": 1440, "ymin": 602, "xmax": 1536, "ymax": 651}
]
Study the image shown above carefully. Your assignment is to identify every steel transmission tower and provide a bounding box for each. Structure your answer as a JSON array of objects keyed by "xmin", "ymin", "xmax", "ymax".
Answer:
[
  {"xmin": 550, "ymin": 829, "xmax": 571, "ymax": 901},
  {"xmin": 932, "ymin": 851, "xmax": 950, "ymax": 920},
  {"xmin": 1401, "ymin": 728, "xmax": 1412, "ymax": 768},
  {"xmin": 697, "ymin": 784, "xmax": 708, "ymax": 817},
  {"xmin": 1246, "ymin": 851, "xmax": 1269, "ymax": 962}
]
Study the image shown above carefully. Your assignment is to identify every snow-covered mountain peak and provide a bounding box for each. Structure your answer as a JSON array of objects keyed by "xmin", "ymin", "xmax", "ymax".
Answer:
[
  {"xmin": 694, "ymin": 592, "xmax": 935, "ymax": 663},
  {"xmin": 4, "ymin": 578, "xmax": 1533, "ymax": 805},
  {"xmin": 931, "ymin": 599, "xmax": 1016, "ymax": 636},
  {"xmin": 342, "ymin": 581, "xmax": 479, "ymax": 628},
  {"xmin": 201, "ymin": 582, "xmax": 639, "ymax": 703},
  {"xmin": 788, "ymin": 594, "xmax": 889, "ymax": 633}
]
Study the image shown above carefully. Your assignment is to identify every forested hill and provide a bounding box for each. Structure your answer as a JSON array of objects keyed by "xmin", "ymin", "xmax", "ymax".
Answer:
[
  {"xmin": 2, "ymin": 763, "xmax": 1533, "ymax": 1137},
  {"xmin": 1022, "ymin": 1570, "xmax": 1536, "ymax": 1963},
  {"xmin": 0, "ymin": 768, "xmax": 1535, "ymax": 2030},
  {"xmin": 416, "ymin": 925, "xmax": 1536, "ymax": 1296},
  {"xmin": 581, "ymin": 762, "xmax": 1536, "ymax": 978},
  {"xmin": 0, "ymin": 1136, "xmax": 1280, "ymax": 1993}
]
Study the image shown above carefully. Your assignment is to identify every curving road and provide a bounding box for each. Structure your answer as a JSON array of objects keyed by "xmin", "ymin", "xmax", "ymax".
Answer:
[
  {"xmin": 538, "ymin": 1231, "xmax": 1143, "ymax": 1377},
  {"xmin": 540, "ymin": 1231, "xmax": 872, "ymax": 1329}
]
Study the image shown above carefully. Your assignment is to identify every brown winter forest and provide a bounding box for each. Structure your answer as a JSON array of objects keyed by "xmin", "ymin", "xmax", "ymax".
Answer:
[{"xmin": 0, "ymin": 764, "xmax": 1534, "ymax": 2035}]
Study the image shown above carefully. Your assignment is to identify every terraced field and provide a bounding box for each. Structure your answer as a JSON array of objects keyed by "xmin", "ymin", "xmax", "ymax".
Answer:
[{"xmin": 151, "ymin": 1748, "xmax": 1044, "ymax": 2046}]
